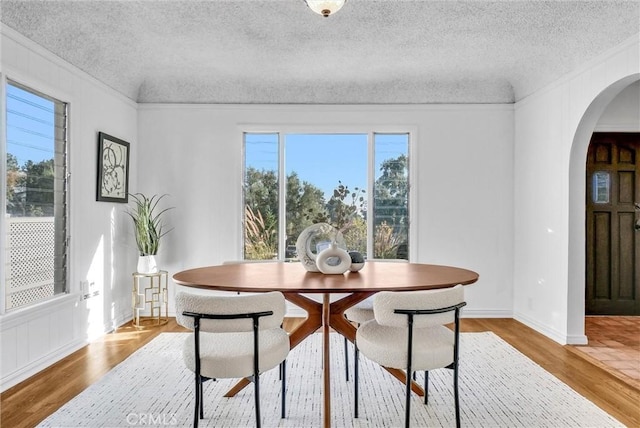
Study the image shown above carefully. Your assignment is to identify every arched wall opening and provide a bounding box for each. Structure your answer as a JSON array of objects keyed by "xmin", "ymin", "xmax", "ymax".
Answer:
[{"xmin": 567, "ymin": 73, "xmax": 640, "ymax": 339}]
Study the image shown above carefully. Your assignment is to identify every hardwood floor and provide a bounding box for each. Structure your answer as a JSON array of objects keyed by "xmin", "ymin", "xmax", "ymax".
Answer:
[{"xmin": 2, "ymin": 318, "xmax": 638, "ymax": 428}]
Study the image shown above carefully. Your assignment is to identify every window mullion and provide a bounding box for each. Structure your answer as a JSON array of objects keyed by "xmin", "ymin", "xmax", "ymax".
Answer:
[
  {"xmin": 0, "ymin": 74, "xmax": 7, "ymax": 314},
  {"xmin": 53, "ymin": 100, "xmax": 68, "ymax": 293},
  {"xmin": 367, "ymin": 132, "xmax": 375, "ymax": 259},
  {"xmin": 278, "ymin": 133, "xmax": 286, "ymax": 260}
]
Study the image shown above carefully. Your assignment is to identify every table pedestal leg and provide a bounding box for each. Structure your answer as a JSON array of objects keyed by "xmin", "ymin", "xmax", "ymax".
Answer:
[
  {"xmin": 224, "ymin": 293, "xmax": 323, "ymax": 398},
  {"xmin": 322, "ymin": 294, "xmax": 331, "ymax": 428}
]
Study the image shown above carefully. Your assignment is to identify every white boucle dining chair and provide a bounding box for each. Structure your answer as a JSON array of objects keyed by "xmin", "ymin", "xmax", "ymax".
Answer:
[
  {"xmin": 354, "ymin": 284, "xmax": 466, "ymax": 428},
  {"xmin": 175, "ymin": 291, "xmax": 290, "ymax": 428},
  {"xmin": 343, "ymin": 259, "xmax": 409, "ymax": 380}
]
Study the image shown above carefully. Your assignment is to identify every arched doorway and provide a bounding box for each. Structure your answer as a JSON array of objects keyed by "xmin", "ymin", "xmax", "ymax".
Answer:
[{"xmin": 567, "ymin": 75, "xmax": 639, "ymax": 339}]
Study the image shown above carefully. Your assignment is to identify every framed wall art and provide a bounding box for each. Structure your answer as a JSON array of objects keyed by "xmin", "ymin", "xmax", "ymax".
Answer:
[{"xmin": 96, "ymin": 132, "xmax": 130, "ymax": 203}]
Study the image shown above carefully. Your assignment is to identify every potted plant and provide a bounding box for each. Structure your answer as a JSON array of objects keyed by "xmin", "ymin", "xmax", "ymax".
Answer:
[{"xmin": 127, "ymin": 193, "xmax": 173, "ymax": 274}]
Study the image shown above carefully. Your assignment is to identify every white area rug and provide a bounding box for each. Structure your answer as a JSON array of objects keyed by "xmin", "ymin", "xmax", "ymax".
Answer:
[{"xmin": 39, "ymin": 332, "xmax": 623, "ymax": 428}]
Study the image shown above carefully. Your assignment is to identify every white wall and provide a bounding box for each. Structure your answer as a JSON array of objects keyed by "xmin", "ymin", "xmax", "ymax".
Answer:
[
  {"xmin": 514, "ymin": 35, "xmax": 639, "ymax": 344},
  {"xmin": 596, "ymin": 80, "xmax": 640, "ymax": 132},
  {"xmin": 0, "ymin": 27, "xmax": 138, "ymax": 391},
  {"xmin": 137, "ymin": 104, "xmax": 515, "ymax": 318}
]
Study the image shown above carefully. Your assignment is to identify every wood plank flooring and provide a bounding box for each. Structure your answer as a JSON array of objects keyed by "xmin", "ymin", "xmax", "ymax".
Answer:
[{"xmin": 1, "ymin": 318, "xmax": 638, "ymax": 428}]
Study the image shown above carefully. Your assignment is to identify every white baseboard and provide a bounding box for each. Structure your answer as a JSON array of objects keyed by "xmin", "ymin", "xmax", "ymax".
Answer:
[
  {"xmin": 514, "ymin": 311, "xmax": 587, "ymax": 345},
  {"xmin": 0, "ymin": 338, "xmax": 87, "ymax": 393},
  {"xmin": 113, "ymin": 312, "xmax": 134, "ymax": 330},
  {"xmin": 462, "ymin": 309, "xmax": 513, "ymax": 318},
  {"xmin": 565, "ymin": 334, "xmax": 588, "ymax": 345}
]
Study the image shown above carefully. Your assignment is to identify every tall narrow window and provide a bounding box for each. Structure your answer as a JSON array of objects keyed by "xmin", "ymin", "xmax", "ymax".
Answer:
[
  {"xmin": 373, "ymin": 133, "xmax": 409, "ymax": 259},
  {"xmin": 243, "ymin": 132, "xmax": 410, "ymax": 261},
  {"xmin": 4, "ymin": 81, "xmax": 68, "ymax": 310},
  {"xmin": 244, "ymin": 133, "xmax": 279, "ymax": 260}
]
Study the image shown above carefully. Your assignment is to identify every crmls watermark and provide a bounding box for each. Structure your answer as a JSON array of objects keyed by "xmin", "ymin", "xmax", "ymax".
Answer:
[{"xmin": 126, "ymin": 413, "xmax": 178, "ymax": 426}]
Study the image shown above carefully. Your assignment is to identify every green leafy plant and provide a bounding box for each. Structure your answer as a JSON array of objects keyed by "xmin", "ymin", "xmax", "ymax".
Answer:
[
  {"xmin": 127, "ymin": 193, "xmax": 173, "ymax": 256},
  {"xmin": 308, "ymin": 180, "xmax": 366, "ymax": 233}
]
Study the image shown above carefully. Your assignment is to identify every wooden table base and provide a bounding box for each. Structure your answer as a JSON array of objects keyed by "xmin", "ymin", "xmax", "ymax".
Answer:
[
  {"xmin": 224, "ymin": 291, "xmax": 425, "ymax": 428},
  {"xmin": 322, "ymin": 294, "xmax": 331, "ymax": 428}
]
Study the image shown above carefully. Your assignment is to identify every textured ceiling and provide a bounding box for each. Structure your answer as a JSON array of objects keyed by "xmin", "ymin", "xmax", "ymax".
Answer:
[{"xmin": 1, "ymin": 0, "xmax": 639, "ymax": 104}]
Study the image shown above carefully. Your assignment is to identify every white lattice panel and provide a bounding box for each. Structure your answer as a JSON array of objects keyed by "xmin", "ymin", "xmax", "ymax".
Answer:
[
  {"xmin": 8, "ymin": 244, "xmax": 55, "ymax": 264},
  {"xmin": 8, "ymin": 283, "xmax": 55, "ymax": 308},
  {"xmin": 5, "ymin": 217, "xmax": 56, "ymax": 309}
]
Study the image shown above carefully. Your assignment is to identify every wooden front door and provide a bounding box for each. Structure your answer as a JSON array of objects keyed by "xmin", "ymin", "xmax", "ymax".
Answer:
[{"xmin": 586, "ymin": 133, "xmax": 640, "ymax": 315}]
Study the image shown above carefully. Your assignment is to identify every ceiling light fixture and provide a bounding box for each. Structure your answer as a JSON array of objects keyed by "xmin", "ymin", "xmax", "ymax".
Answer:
[{"xmin": 305, "ymin": 0, "xmax": 346, "ymax": 17}]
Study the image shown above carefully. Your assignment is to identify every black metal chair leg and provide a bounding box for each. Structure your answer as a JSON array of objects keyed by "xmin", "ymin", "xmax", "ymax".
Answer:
[
  {"xmin": 405, "ymin": 369, "xmax": 412, "ymax": 428},
  {"xmin": 193, "ymin": 374, "xmax": 200, "ymax": 428},
  {"xmin": 281, "ymin": 360, "xmax": 287, "ymax": 418},
  {"xmin": 454, "ymin": 364, "xmax": 460, "ymax": 428},
  {"xmin": 344, "ymin": 337, "xmax": 350, "ymax": 380},
  {"xmin": 254, "ymin": 372, "xmax": 261, "ymax": 428},
  {"xmin": 199, "ymin": 379, "xmax": 204, "ymax": 419},
  {"xmin": 424, "ymin": 371, "xmax": 429, "ymax": 404},
  {"xmin": 404, "ymin": 314, "xmax": 414, "ymax": 428},
  {"xmin": 354, "ymin": 341, "xmax": 360, "ymax": 418}
]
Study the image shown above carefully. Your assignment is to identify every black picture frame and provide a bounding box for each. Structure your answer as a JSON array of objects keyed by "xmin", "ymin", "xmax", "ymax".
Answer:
[{"xmin": 96, "ymin": 132, "xmax": 130, "ymax": 203}]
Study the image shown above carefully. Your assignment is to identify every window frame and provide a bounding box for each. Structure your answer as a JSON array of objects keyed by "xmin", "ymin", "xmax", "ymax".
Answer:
[
  {"xmin": 1, "ymin": 74, "xmax": 71, "ymax": 314},
  {"xmin": 241, "ymin": 124, "xmax": 418, "ymax": 262}
]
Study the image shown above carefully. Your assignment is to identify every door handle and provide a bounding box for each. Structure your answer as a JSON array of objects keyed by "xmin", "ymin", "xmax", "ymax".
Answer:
[{"xmin": 636, "ymin": 203, "xmax": 640, "ymax": 231}]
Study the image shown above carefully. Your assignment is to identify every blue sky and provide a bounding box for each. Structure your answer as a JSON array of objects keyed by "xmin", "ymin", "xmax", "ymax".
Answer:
[
  {"xmin": 245, "ymin": 133, "xmax": 407, "ymax": 200},
  {"xmin": 286, "ymin": 134, "xmax": 368, "ymax": 198},
  {"xmin": 6, "ymin": 83, "xmax": 55, "ymax": 166}
]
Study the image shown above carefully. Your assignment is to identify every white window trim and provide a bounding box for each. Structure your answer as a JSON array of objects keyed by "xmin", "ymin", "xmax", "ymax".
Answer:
[
  {"xmin": 1, "ymin": 72, "xmax": 73, "ymax": 315},
  {"xmin": 0, "ymin": 73, "xmax": 7, "ymax": 314}
]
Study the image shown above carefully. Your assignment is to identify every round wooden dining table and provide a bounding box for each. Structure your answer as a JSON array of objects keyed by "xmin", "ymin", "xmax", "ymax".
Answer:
[{"xmin": 173, "ymin": 261, "xmax": 479, "ymax": 428}]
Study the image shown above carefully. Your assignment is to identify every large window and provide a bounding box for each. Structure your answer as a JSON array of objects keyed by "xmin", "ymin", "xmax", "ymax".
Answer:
[
  {"xmin": 4, "ymin": 80, "xmax": 68, "ymax": 311},
  {"xmin": 243, "ymin": 132, "xmax": 409, "ymax": 261}
]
